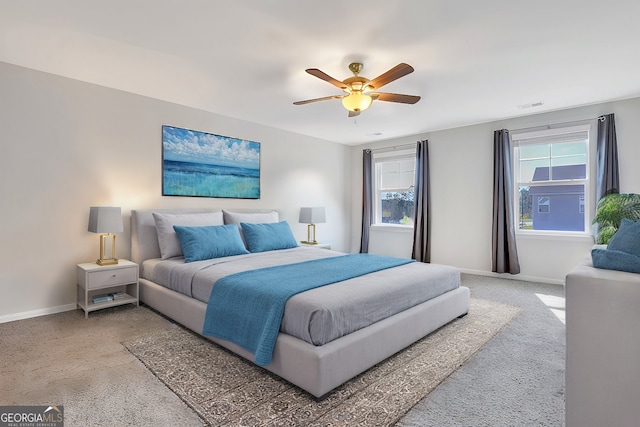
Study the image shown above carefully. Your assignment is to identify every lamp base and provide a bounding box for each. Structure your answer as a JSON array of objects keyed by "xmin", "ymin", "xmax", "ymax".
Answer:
[
  {"xmin": 96, "ymin": 234, "xmax": 118, "ymax": 265},
  {"xmin": 303, "ymin": 223, "xmax": 318, "ymax": 245},
  {"xmin": 300, "ymin": 241, "xmax": 319, "ymax": 245},
  {"xmin": 96, "ymin": 258, "xmax": 119, "ymax": 266}
]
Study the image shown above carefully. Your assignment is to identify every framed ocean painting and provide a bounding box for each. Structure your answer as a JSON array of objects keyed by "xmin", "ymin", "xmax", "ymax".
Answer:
[{"xmin": 162, "ymin": 125, "xmax": 260, "ymax": 199}]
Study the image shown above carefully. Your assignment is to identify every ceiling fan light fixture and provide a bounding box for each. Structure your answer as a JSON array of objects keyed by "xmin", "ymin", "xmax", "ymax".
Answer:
[
  {"xmin": 295, "ymin": 62, "xmax": 419, "ymax": 113},
  {"xmin": 342, "ymin": 91, "xmax": 373, "ymax": 112}
]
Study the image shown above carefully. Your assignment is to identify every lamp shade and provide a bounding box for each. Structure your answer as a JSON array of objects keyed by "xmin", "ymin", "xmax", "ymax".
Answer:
[
  {"xmin": 341, "ymin": 92, "xmax": 373, "ymax": 112},
  {"xmin": 299, "ymin": 207, "xmax": 326, "ymax": 224},
  {"xmin": 88, "ymin": 207, "xmax": 123, "ymax": 233}
]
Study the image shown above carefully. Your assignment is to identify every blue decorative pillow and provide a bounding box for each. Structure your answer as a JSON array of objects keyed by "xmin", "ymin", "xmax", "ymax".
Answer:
[
  {"xmin": 240, "ymin": 221, "xmax": 298, "ymax": 253},
  {"xmin": 173, "ymin": 224, "xmax": 249, "ymax": 263},
  {"xmin": 591, "ymin": 248, "xmax": 640, "ymax": 274},
  {"xmin": 607, "ymin": 218, "xmax": 640, "ymax": 258}
]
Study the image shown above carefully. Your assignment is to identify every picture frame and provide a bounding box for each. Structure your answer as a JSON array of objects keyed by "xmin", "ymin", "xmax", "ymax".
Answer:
[{"xmin": 162, "ymin": 125, "xmax": 260, "ymax": 199}]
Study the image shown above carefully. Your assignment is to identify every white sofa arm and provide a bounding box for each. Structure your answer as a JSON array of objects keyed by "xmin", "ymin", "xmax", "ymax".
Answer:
[{"xmin": 565, "ymin": 256, "xmax": 640, "ymax": 427}]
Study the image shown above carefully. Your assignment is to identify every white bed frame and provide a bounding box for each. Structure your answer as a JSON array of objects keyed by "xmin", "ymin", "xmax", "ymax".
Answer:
[{"xmin": 131, "ymin": 209, "xmax": 470, "ymax": 398}]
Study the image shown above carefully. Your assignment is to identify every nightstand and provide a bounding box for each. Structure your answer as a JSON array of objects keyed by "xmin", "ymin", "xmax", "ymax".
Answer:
[
  {"xmin": 77, "ymin": 260, "xmax": 139, "ymax": 318},
  {"xmin": 300, "ymin": 243, "xmax": 332, "ymax": 250}
]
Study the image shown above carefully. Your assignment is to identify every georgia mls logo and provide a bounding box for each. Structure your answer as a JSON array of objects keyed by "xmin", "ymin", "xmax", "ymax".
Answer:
[{"xmin": 0, "ymin": 405, "xmax": 64, "ymax": 427}]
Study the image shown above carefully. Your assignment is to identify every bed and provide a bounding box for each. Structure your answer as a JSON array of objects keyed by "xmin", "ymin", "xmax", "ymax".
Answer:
[{"xmin": 131, "ymin": 208, "xmax": 470, "ymax": 398}]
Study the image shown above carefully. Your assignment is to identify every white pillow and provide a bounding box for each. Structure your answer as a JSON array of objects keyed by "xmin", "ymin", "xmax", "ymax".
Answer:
[
  {"xmin": 222, "ymin": 210, "xmax": 279, "ymax": 245},
  {"xmin": 153, "ymin": 212, "xmax": 224, "ymax": 259},
  {"xmin": 222, "ymin": 210, "xmax": 279, "ymax": 226}
]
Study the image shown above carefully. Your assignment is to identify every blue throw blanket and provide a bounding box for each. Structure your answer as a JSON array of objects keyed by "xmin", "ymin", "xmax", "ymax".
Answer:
[{"xmin": 202, "ymin": 253, "xmax": 414, "ymax": 366}]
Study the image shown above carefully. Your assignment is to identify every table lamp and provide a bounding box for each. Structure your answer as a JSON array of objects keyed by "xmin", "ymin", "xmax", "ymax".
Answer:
[
  {"xmin": 88, "ymin": 206, "xmax": 123, "ymax": 265},
  {"xmin": 299, "ymin": 207, "xmax": 326, "ymax": 244}
]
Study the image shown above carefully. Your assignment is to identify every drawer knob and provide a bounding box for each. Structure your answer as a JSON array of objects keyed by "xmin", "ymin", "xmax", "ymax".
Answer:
[{"xmin": 112, "ymin": 274, "xmax": 116, "ymax": 278}]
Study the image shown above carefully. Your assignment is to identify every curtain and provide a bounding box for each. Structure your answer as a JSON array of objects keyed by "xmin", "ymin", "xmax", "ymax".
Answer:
[
  {"xmin": 596, "ymin": 113, "xmax": 620, "ymax": 202},
  {"xmin": 492, "ymin": 129, "xmax": 521, "ymax": 274},
  {"xmin": 359, "ymin": 149, "xmax": 373, "ymax": 253},
  {"xmin": 412, "ymin": 140, "xmax": 431, "ymax": 262}
]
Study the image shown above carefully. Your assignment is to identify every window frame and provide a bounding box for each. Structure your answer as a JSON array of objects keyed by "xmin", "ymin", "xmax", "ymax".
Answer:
[
  {"xmin": 511, "ymin": 123, "xmax": 594, "ymax": 237},
  {"xmin": 371, "ymin": 148, "xmax": 416, "ymax": 228}
]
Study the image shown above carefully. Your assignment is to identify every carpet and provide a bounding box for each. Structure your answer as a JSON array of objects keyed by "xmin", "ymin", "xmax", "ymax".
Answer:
[{"xmin": 124, "ymin": 298, "xmax": 521, "ymax": 426}]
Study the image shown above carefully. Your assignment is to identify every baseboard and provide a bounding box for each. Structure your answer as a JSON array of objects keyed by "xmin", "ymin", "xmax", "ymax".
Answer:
[
  {"xmin": 0, "ymin": 303, "xmax": 78, "ymax": 324},
  {"xmin": 460, "ymin": 268, "xmax": 565, "ymax": 286}
]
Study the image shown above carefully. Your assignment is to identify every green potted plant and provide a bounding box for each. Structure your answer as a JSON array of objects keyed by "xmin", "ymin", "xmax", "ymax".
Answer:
[{"xmin": 593, "ymin": 193, "xmax": 640, "ymax": 244}]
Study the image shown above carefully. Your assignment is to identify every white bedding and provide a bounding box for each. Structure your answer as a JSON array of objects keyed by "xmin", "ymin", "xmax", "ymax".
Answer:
[{"xmin": 143, "ymin": 246, "xmax": 461, "ymax": 346}]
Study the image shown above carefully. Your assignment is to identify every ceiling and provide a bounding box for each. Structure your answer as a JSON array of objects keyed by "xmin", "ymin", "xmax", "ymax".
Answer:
[{"xmin": 2, "ymin": 1, "xmax": 640, "ymax": 145}]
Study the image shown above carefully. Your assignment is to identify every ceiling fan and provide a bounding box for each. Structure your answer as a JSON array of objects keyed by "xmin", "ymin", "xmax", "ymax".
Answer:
[{"xmin": 294, "ymin": 62, "xmax": 421, "ymax": 117}]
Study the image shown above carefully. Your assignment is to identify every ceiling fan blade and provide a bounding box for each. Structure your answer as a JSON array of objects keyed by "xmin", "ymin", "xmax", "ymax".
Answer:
[
  {"xmin": 348, "ymin": 110, "xmax": 361, "ymax": 118},
  {"xmin": 367, "ymin": 63, "xmax": 414, "ymax": 90},
  {"xmin": 305, "ymin": 69, "xmax": 348, "ymax": 89},
  {"xmin": 293, "ymin": 95, "xmax": 344, "ymax": 105},
  {"xmin": 372, "ymin": 92, "xmax": 421, "ymax": 104}
]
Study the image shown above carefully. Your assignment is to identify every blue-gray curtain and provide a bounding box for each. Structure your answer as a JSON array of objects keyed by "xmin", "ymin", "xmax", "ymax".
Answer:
[
  {"xmin": 360, "ymin": 149, "xmax": 373, "ymax": 253},
  {"xmin": 412, "ymin": 140, "xmax": 430, "ymax": 262},
  {"xmin": 596, "ymin": 113, "xmax": 620, "ymax": 202},
  {"xmin": 492, "ymin": 129, "xmax": 521, "ymax": 274}
]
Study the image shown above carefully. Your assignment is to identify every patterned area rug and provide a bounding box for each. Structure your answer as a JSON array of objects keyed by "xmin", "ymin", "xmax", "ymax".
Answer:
[{"xmin": 124, "ymin": 299, "xmax": 520, "ymax": 426}]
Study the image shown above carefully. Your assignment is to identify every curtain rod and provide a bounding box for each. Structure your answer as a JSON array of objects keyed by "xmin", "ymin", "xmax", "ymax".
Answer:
[
  {"xmin": 365, "ymin": 142, "xmax": 417, "ymax": 153},
  {"xmin": 509, "ymin": 115, "xmax": 607, "ymax": 134}
]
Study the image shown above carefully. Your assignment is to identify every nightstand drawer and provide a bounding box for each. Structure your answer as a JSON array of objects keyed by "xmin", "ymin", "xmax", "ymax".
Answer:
[{"xmin": 87, "ymin": 268, "xmax": 137, "ymax": 289}]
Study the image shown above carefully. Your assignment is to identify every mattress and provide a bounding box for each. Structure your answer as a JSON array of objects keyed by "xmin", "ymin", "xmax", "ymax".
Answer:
[{"xmin": 143, "ymin": 247, "xmax": 460, "ymax": 346}]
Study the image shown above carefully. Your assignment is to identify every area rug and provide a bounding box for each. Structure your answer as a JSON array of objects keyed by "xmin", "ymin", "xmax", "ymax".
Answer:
[{"xmin": 124, "ymin": 298, "xmax": 521, "ymax": 426}]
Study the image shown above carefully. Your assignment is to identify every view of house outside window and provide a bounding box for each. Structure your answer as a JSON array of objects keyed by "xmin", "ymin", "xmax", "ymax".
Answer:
[
  {"xmin": 374, "ymin": 151, "xmax": 416, "ymax": 226},
  {"xmin": 513, "ymin": 125, "xmax": 591, "ymax": 233}
]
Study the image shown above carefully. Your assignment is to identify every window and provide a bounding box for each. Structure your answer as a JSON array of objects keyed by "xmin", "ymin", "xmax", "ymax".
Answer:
[
  {"xmin": 373, "ymin": 150, "xmax": 416, "ymax": 226},
  {"xmin": 538, "ymin": 197, "xmax": 550, "ymax": 213},
  {"xmin": 579, "ymin": 195, "xmax": 585, "ymax": 214},
  {"xmin": 512, "ymin": 124, "xmax": 592, "ymax": 233}
]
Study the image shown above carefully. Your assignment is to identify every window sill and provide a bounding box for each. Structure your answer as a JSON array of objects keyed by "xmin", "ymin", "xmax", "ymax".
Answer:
[
  {"xmin": 370, "ymin": 224, "xmax": 414, "ymax": 233},
  {"xmin": 516, "ymin": 230, "xmax": 594, "ymax": 242}
]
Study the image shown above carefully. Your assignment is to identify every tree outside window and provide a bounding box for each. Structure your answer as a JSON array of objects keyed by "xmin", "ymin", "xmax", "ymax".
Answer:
[{"xmin": 381, "ymin": 190, "xmax": 414, "ymax": 225}]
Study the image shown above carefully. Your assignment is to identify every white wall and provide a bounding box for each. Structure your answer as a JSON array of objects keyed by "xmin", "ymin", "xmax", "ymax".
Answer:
[
  {"xmin": 0, "ymin": 61, "xmax": 351, "ymax": 321},
  {"xmin": 351, "ymin": 97, "xmax": 640, "ymax": 284}
]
